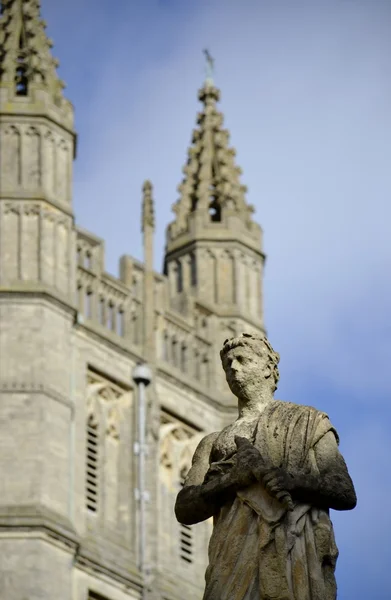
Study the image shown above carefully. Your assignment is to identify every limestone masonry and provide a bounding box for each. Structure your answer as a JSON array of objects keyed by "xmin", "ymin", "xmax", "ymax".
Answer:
[{"xmin": 0, "ymin": 1, "xmax": 266, "ymax": 598}]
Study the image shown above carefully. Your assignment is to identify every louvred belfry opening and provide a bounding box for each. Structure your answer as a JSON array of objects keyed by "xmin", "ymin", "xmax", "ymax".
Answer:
[
  {"xmin": 86, "ymin": 416, "xmax": 99, "ymax": 513},
  {"xmin": 15, "ymin": 29, "xmax": 28, "ymax": 95},
  {"xmin": 179, "ymin": 470, "xmax": 194, "ymax": 564}
]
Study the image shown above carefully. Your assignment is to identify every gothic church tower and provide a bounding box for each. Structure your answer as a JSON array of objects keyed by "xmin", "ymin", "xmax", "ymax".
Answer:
[
  {"xmin": 164, "ymin": 76, "xmax": 266, "ymax": 405},
  {"xmin": 0, "ymin": 1, "xmax": 78, "ymax": 597}
]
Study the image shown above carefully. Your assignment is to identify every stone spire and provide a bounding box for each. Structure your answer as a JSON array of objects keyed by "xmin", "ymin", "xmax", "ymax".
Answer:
[
  {"xmin": 163, "ymin": 68, "xmax": 265, "ymax": 358},
  {"xmin": 142, "ymin": 180, "xmax": 155, "ymax": 233},
  {"xmin": 0, "ymin": 0, "xmax": 69, "ymax": 108},
  {"xmin": 168, "ymin": 78, "xmax": 255, "ymax": 241},
  {"xmin": 142, "ymin": 180, "xmax": 156, "ymax": 363}
]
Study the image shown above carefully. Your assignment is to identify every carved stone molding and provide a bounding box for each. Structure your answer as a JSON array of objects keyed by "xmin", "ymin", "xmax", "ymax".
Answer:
[
  {"xmin": 159, "ymin": 412, "xmax": 203, "ymax": 488},
  {"xmin": 86, "ymin": 370, "xmax": 130, "ymax": 440}
]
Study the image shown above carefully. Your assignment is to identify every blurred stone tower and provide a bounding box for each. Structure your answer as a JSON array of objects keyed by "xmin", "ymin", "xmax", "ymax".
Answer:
[
  {"xmin": 164, "ymin": 76, "xmax": 266, "ymax": 406},
  {"xmin": 0, "ymin": 2, "xmax": 266, "ymax": 599}
]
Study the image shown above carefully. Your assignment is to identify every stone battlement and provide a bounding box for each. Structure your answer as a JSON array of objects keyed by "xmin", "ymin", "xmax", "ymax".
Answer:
[{"xmin": 75, "ymin": 227, "xmax": 213, "ymax": 393}]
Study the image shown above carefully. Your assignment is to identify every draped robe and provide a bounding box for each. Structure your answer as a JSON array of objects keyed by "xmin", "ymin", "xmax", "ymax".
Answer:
[{"xmin": 203, "ymin": 401, "xmax": 339, "ymax": 600}]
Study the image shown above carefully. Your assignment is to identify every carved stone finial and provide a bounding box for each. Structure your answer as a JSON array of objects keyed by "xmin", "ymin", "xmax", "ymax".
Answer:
[
  {"xmin": 142, "ymin": 180, "xmax": 155, "ymax": 232},
  {"xmin": 167, "ymin": 75, "xmax": 253, "ymax": 240},
  {"xmin": 0, "ymin": 0, "xmax": 68, "ymax": 105}
]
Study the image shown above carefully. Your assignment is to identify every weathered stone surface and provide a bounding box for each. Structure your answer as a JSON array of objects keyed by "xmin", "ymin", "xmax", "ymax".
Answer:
[{"xmin": 175, "ymin": 333, "xmax": 357, "ymax": 599}]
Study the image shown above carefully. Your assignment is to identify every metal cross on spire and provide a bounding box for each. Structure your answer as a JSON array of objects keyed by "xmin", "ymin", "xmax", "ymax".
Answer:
[{"xmin": 203, "ymin": 48, "xmax": 215, "ymax": 84}]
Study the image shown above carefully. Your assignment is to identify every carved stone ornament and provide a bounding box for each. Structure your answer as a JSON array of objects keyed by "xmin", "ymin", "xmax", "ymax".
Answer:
[
  {"xmin": 87, "ymin": 371, "xmax": 130, "ymax": 440},
  {"xmin": 168, "ymin": 82, "xmax": 253, "ymax": 239},
  {"xmin": 0, "ymin": 0, "xmax": 69, "ymax": 106}
]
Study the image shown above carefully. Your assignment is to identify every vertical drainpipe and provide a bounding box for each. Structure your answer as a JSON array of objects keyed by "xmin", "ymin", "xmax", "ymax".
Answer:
[{"xmin": 132, "ymin": 364, "xmax": 153, "ymax": 585}]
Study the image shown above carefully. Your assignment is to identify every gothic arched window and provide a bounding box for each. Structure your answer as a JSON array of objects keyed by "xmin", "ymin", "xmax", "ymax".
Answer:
[
  {"xmin": 117, "ymin": 308, "xmax": 125, "ymax": 337},
  {"xmin": 86, "ymin": 371, "xmax": 130, "ymax": 523},
  {"xmin": 15, "ymin": 66, "xmax": 28, "ymax": 96},
  {"xmin": 159, "ymin": 414, "xmax": 203, "ymax": 570},
  {"xmin": 98, "ymin": 297, "xmax": 105, "ymax": 325},
  {"xmin": 177, "ymin": 260, "xmax": 183, "ymax": 293},
  {"xmin": 181, "ymin": 343, "xmax": 187, "ymax": 372},
  {"xmin": 85, "ymin": 288, "xmax": 93, "ymax": 319},
  {"xmin": 209, "ymin": 199, "xmax": 221, "ymax": 222},
  {"xmin": 190, "ymin": 252, "xmax": 197, "ymax": 286}
]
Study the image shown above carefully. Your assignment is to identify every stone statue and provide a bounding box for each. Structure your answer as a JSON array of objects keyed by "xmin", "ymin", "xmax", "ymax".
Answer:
[{"xmin": 175, "ymin": 333, "xmax": 356, "ymax": 599}]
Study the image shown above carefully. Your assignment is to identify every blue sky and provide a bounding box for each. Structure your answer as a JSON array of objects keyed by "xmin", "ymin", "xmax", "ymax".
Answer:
[{"xmin": 42, "ymin": 1, "xmax": 391, "ymax": 598}]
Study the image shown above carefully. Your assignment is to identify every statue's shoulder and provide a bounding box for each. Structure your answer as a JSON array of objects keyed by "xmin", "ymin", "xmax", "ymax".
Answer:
[
  {"xmin": 268, "ymin": 400, "xmax": 337, "ymax": 445},
  {"xmin": 272, "ymin": 399, "xmax": 329, "ymax": 419}
]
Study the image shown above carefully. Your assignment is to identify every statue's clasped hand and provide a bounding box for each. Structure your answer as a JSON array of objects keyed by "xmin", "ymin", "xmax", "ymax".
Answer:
[{"xmin": 234, "ymin": 436, "xmax": 294, "ymax": 511}]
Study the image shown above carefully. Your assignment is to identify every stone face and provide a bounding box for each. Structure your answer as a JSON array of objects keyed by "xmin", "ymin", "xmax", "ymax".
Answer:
[{"xmin": 175, "ymin": 333, "xmax": 357, "ymax": 600}]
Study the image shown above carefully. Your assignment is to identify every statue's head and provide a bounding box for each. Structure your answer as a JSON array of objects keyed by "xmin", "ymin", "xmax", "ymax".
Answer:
[{"xmin": 220, "ymin": 333, "xmax": 280, "ymax": 399}]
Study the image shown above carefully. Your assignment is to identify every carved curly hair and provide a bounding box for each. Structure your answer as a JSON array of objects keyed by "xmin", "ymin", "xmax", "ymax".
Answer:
[{"xmin": 220, "ymin": 333, "xmax": 280, "ymax": 392}]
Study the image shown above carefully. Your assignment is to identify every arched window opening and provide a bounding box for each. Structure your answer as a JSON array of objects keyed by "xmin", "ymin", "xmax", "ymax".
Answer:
[
  {"xmin": 77, "ymin": 247, "xmax": 83, "ymax": 266},
  {"xmin": 163, "ymin": 331, "xmax": 169, "ymax": 361},
  {"xmin": 172, "ymin": 337, "xmax": 178, "ymax": 366},
  {"xmin": 181, "ymin": 344, "xmax": 187, "ymax": 372},
  {"xmin": 77, "ymin": 283, "xmax": 84, "ymax": 314},
  {"xmin": 18, "ymin": 33, "xmax": 25, "ymax": 50},
  {"xmin": 177, "ymin": 260, "xmax": 183, "ymax": 293},
  {"xmin": 85, "ymin": 251, "xmax": 92, "ymax": 270},
  {"xmin": 98, "ymin": 297, "xmax": 105, "ymax": 325},
  {"xmin": 209, "ymin": 198, "xmax": 221, "ymax": 222},
  {"xmin": 85, "ymin": 289, "xmax": 93, "ymax": 319},
  {"xmin": 194, "ymin": 350, "xmax": 200, "ymax": 380},
  {"xmin": 86, "ymin": 417, "xmax": 99, "ymax": 513},
  {"xmin": 15, "ymin": 58, "xmax": 28, "ymax": 96},
  {"xmin": 107, "ymin": 302, "xmax": 115, "ymax": 331},
  {"xmin": 132, "ymin": 276, "xmax": 139, "ymax": 298},
  {"xmin": 190, "ymin": 252, "xmax": 197, "ymax": 287},
  {"xmin": 16, "ymin": 31, "xmax": 28, "ymax": 97},
  {"xmin": 117, "ymin": 309, "xmax": 125, "ymax": 337},
  {"xmin": 132, "ymin": 311, "xmax": 140, "ymax": 345}
]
